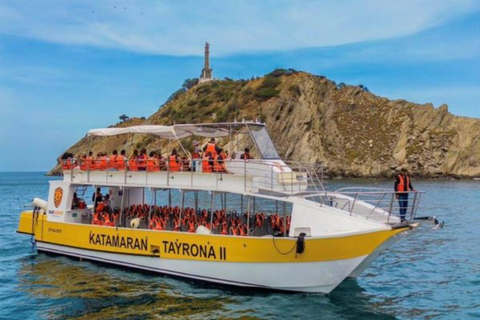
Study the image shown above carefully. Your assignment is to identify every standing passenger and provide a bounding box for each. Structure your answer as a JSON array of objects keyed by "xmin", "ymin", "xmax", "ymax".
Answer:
[
  {"xmin": 203, "ymin": 138, "xmax": 221, "ymax": 157},
  {"xmin": 394, "ymin": 168, "xmax": 415, "ymax": 222}
]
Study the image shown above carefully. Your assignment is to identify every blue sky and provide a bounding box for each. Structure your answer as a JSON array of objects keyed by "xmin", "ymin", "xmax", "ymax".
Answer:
[{"xmin": 1, "ymin": 0, "xmax": 479, "ymax": 171}]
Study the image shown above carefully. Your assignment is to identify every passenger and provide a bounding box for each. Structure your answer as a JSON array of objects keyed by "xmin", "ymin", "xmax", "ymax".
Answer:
[
  {"xmin": 202, "ymin": 152, "xmax": 213, "ymax": 173},
  {"xmin": 158, "ymin": 152, "xmax": 167, "ymax": 171},
  {"xmin": 129, "ymin": 149, "xmax": 139, "ymax": 171},
  {"xmin": 214, "ymin": 149, "xmax": 232, "ymax": 174},
  {"xmin": 180, "ymin": 154, "xmax": 190, "ymax": 171},
  {"xmin": 138, "ymin": 148, "xmax": 147, "ymax": 171},
  {"xmin": 240, "ymin": 147, "xmax": 254, "ymax": 160},
  {"xmin": 71, "ymin": 192, "xmax": 80, "ymax": 209},
  {"xmin": 103, "ymin": 194, "xmax": 112, "ymax": 210},
  {"xmin": 92, "ymin": 187, "xmax": 103, "ymax": 210},
  {"xmin": 109, "ymin": 150, "xmax": 118, "ymax": 170},
  {"xmin": 192, "ymin": 141, "xmax": 202, "ymax": 172},
  {"xmin": 203, "ymin": 138, "xmax": 221, "ymax": 157},
  {"xmin": 61, "ymin": 153, "xmax": 73, "ymax": 170},
  {"xmin": 224, "ymin": 150, "xmax": 231, "ymax": 161},
  {"xmin": 147, "ymin": 151, "xmax": 160, "ymax": 172},
  {"xmin": 86, "ymin": 151, "xmax": 95, "ymax": 170},
  {"xmin": 79, "ymin": 153, "xmax": 88, "ymax": 170},
  {"xmin": 118, "ymin": 149, "xmax": 127, "ymax": 170},
  {"xmin": 169, "ymin": 149, "xmax": 181, "ymax": 172},
  {"xmin": 394, "ymin": 168, "xmax": 415, "ymax": 222}
]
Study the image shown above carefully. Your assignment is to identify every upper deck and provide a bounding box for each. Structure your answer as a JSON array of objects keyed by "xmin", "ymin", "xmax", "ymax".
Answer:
[{"xmin": 61, "ymin": 122, "xmax": 325, "ymax": 196}]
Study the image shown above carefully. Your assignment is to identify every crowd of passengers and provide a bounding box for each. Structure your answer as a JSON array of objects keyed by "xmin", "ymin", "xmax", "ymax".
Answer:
[
  {"xmin": 87, "ymin": 189, "xmax": 290, "ymax": 236},
  {"xmin": 61, "ymin": 138, "xmax": 254, "ymax": 174}
]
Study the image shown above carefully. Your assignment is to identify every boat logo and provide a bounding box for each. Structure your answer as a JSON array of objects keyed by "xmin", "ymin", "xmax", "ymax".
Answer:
[{"xmin": 54, "ymin": 187, "xmax": 63, "ymax": 208}]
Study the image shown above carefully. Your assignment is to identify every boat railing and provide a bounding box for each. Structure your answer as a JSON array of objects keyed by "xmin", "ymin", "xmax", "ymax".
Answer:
[
  {"xmin": 304, "ymin": 187, "xmax": 424, "ymax": 224},
  {"xmin": 314, "ymin": 187, "xmax": 424, "ymax": 223},
  {"xmin": 61, "ymin": 157, "xmax": 325, "ymax": 196}
]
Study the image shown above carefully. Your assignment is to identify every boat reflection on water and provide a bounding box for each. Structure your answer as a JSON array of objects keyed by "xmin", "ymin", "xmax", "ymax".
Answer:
[{"xmin": 17, "ymin": 253, "xmax": 397, "ymax": 319}]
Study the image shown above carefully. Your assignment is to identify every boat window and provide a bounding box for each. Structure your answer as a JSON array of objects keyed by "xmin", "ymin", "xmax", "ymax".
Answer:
[{"xmin": 248, "ymin": 126, "xmax": 280, "ymax": 159}]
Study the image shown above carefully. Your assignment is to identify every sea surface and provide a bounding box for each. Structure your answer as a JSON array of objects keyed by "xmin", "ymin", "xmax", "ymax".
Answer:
[{"xmin": 0, "ymin": 172, "xmax": 479, "ymax": 319}]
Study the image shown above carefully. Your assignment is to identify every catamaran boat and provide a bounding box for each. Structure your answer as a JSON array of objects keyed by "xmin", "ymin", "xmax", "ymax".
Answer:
[{"xmin": 17, "ymin": 122, "xmax": 437, "ymax": 293}]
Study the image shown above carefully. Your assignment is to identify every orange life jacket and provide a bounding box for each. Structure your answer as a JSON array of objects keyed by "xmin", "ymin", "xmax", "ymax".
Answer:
[
  {"xmin": 221, "ymin": 222, "xmax": 228, "ymax": 235},
  {"xmin": 62, "ymin": 159, "xmax": 73, "ymax": 170},
  {"xmin": 188, "ymin": 220, "xmax": 196, "ymax": 233},
  {"xmin": 117, "ymin": 157, "xmax": 126, "ymax": 170},
  {"xmin": 103, "ymin": 213, "xmax": 114, "ymax": 227},
  {"xmin": 86, "ymin": 156, "xmax": 95, "ymax": 170},
  {"xmin": 92, "ymin": 212, "xmax": 102, "ymax": 225},
  {"xmin": 98, "ymin": 156, "xmax": 107, "ymax": 170},
  {"xmin": 169, "ymin": 155, "xmax": 180, "ymax": 172},
  {"xmin": 202, "ymin": 158, "xmax": 212, "ymax": 173},
  {"xmin": 109, "ymin": 155, "xmax": 118, "ymax": 169},
  {"xmin": 213, "ymin": 155, "xmax": 225, "ymax": 172},
  {"xmin": 239, "ymin": 224, "xmax": 247, "ymax": 236},
  {"xmin": 230, "ymin": 225, "xmax": 238, "ymax": 236},
  {"xmin": 147, "ymin": 158, "xmax": 159, "ymax": 172},
  {"xmin": 397, "ymin": 175, "xmax": 411, "ymax": 192},
  {"xmin": 129, "ymin": 158, "xmax": 138, "ymax": 171},
  {"xmin": 173, "ymin": 218, "xmax": 181, "ymax": 231},
  {"xmin": 205, "ymin": 143, "xmax": 217, "ymax": 157},
  {"xmin": 80, "ymin": 159, "xmax": 87, "ymax": 170}
]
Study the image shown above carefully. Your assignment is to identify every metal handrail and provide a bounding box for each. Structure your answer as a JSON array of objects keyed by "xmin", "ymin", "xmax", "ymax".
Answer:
[{"xmin": 62, "ymin": 157, "xmax": 326, "ymax": 196}]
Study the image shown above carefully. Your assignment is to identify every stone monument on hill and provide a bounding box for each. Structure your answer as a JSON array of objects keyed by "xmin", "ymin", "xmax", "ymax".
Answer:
[{"xmin": 199, "ymin": 42, "xmax": 213, "ymax": 83}]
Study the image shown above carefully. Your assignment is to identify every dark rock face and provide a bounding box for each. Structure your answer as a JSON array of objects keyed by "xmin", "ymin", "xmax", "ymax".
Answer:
[{"xmin": 49, "ymin": 71, "xmax": 480, "ymax": 178}]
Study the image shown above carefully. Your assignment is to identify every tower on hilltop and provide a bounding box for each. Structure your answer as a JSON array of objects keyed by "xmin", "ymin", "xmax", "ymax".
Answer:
[{"xmin": 199, "ymin": 42, "xmax": 213, "ymax": 83}]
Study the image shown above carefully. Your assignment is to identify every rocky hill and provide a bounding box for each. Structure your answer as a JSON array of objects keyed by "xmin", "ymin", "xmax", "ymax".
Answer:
[{"xmin": 49, "ymin": 69, "xmax": 480, "ymax": 178}]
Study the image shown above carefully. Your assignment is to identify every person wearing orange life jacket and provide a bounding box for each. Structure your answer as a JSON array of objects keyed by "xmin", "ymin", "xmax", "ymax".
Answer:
[
  {"xmin": 79, "ymin": 153, "xmax": 88, "ymax": 170},
  {"xmin": 129, "ymin": 149, "xmax": 139, "ymax": 171},
  {"xmin": 169, "ymin": 148, "xmax": 181, "ymax": 172},
  {"xmin": 213, "ymin": 149, "xmax": 232, "ymax": 174},
  {"xmin": 86, "ymin": 151, "xmax": 95, "ymax": 170},
  {"xmin": 202, "ymin": 152, "xmax": 213, "ymax": 173},
  {"xmin": 109, "ymin": 150, "xmax": 118, "ymax": 170},
  {"xmin": 117, "ymin": 149, "xmax": 127, "ymax": 171},
  {"xmin": 147, "ymin": 151, "xmax": 160, "ymax": 172},
  {"xmin": 394, "ymin": 167, "xmax": 415, "ymax": 222},
  {"xmin": 203, "ymin": 138, "xmax": 221, "ymax": 157},
  {"xmin": 138, "ymin": 148, "xmax": 147, "ymax": 171}
]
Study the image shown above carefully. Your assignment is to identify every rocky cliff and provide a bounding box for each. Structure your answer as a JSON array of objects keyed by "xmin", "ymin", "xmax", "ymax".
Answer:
[{"xmin": 49, "ymin": 70, "xmax": 480, "ymax": 178}]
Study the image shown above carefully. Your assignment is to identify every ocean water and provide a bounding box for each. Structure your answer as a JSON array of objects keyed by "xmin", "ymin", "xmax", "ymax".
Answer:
[{"xmin": 1, "ymin": 172, "xmax": 479, "ymax": 319}]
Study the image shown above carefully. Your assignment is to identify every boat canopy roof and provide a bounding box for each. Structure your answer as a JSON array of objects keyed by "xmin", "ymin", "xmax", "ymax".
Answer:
[{"xmin": 87, "ymin": 122, "xmax": 265, "ymax": 140}]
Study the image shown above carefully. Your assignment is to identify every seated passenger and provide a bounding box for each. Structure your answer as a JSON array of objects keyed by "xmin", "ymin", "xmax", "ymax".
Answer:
[
  {"xmin": 129, "ymin": 149, "xmax": 139, "ymax": 171},
  {"xmin": 61, "ymin": 152, "xmax": 73, "ymax": 170},
  {"xmin": 224, "ymin": 150, "xmax": 231, "ymax": 161},
  {"xmin": 147, "ymin": 151, "xmax": 160, "ymax": 172},
  {"xmin": 202, "ymin": 152, "xmax": 213, "ymax": 173},
  {"xmin": 86, "ymin": 151, "xmax": 95, "ymax": 170},
  {"xmin": 138, "ymin": 148, "xmax": 147, "ymax": 171},
  {"xmin": 79, "ymin": 153, "xmax": 88, "ymax": 170},
  {"xmin": 169, "ymin": 149, "xmax": 181, "ymax": 172},
  {"xmin": 214, "ymin": 149, "xmax": 232, "ymax": 174},
  {"xmin": 118, "ymin": 149, "xmax": 127, "ymax": 170},
  {"xmin": 158, "ymin": 153, "xmax": 167, "ymax": 171},
  {"xmin": 240, "ymin": 148, "xmax": 254, "ymax": 160},
  {"xmin": 109, "ymin": 150, "xmax": 118, "ymax": 170}
]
